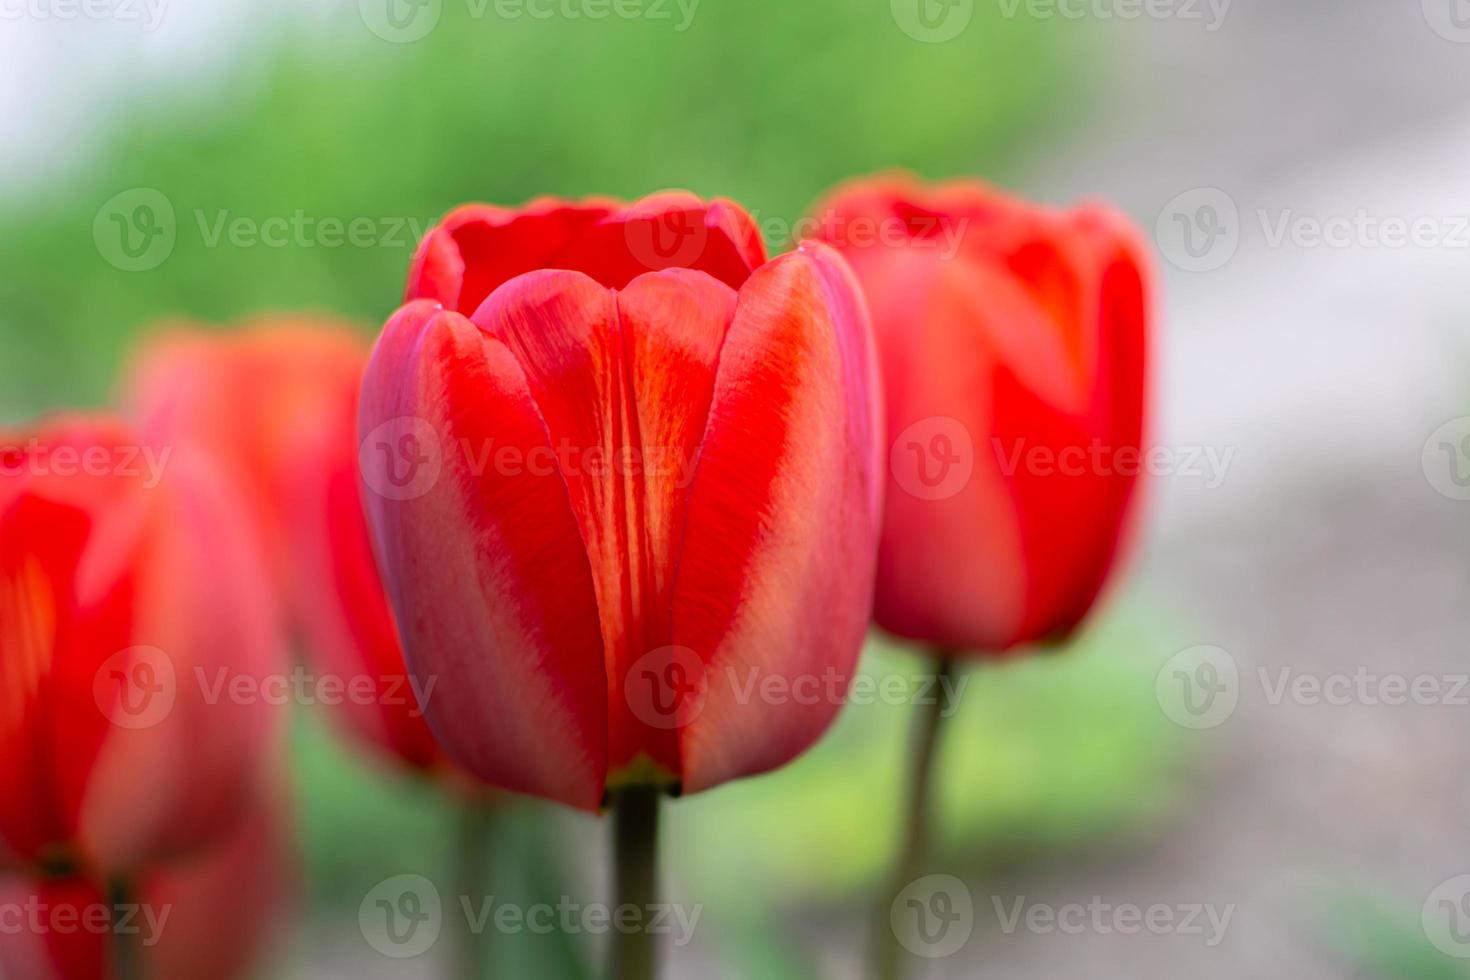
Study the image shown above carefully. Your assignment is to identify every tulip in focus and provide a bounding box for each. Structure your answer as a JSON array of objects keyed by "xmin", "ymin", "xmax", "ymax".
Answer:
[
  {"xmin": 811, "ymin": 175, "xmax": 1151, "ymax": 654},
  {"xmin": 0, "ymin": 416, "xmax": 282, "ymax": 879},
  {"xmin": 126, "ymin": 322, "xmax": 444, "ymax": 771},
  {"xmin": 360, "ymin": 192, "xmax": 884, "ymax": 810}
]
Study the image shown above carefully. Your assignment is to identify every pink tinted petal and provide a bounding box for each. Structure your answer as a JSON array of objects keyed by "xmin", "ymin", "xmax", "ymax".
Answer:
[
  {"xmin": 360, "ymin": 301, "xmax": 608, "ymax": 810},
  {"xmin": 672, "ymin": 244, "xmax": 882, "ymax": 793}
]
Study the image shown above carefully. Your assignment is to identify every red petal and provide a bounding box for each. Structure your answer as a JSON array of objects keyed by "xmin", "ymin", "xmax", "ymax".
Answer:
[
  {"xmin": 405, "ymin": 198, "xmax": 619, "ymax": 316},
  {"xmin": 671, "ymin": 244, "xmax": 882, "ymax": 793},
  {"xmin": 470, "ymin": 269, "xmax": 737, "ymax": 783},
  {"xmin": 546, "ymin": 192, "xmax": 766, "ymax": 292},
  {"xmin": 360, "ymin": 300, "xmax": 609, "ymax": 809}
]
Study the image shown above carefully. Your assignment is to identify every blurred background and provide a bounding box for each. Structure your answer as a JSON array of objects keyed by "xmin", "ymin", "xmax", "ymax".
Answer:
[{"xmin": 3, "ymin": 0, "xmax": 1469, "ymax": 976}]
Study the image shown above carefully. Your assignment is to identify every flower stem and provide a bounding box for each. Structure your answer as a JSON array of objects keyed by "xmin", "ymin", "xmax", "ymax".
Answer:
[
  {"xmin": 453, "ymin": 796, "xmax": 499, "ymax": 979},
  {"xmin": 610, "ymin": 785, "xmax": 662, "ymax": 980},
  {"xmin": 108, "ymin": 876, "xmax": 142, "ymax": 980},
  {"xmin": 871, "ymin": 652, "xmax": 956, "ymax": 980}
]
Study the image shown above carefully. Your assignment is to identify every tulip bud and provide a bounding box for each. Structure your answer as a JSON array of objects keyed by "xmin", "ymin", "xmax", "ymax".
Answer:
[
  {"xmin": 811, "ymin": 175, "xmax": 1151, "ymax": 653},
  {"xmin": 360, "ymin": 192, "xmax": 884, "ymax": 810},
  {"xmin": 0, "ymin": 417, "xmax": 283, "ymax": 878},
  {"xmin": 125, "ymin": 322, "xmax": 445, "ymax": 771}
]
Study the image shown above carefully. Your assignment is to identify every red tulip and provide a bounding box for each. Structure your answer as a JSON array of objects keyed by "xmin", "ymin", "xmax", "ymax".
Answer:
[
  {"xmin": 125, "ymin": 322, "xmax": 445, "ymax": 771},
  {"xmin": 0, "ymin": 417, "xmax": 282, "ymax": 878},
  {"xmin": 0, "ymin": 792, "xmax": 289, "ymax": 980},
  {"xmin": 361, "ymin": 192, "xmax": 883, "ymax": 810},
  {"xmin": 810, "ymin": 175, "xmax": 1150, "ymax": 653}
]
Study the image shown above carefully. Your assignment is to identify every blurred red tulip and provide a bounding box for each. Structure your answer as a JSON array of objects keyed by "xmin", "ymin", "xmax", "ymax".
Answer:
[
  {"xmin": 361, "ymin": 192, "xmax": 883, "ymax": 810},
  {"xmin": 0, "ymin": 792, "xmax": 290, "ymax": 980},
  {"xmin": 811, "ymin": 175, "xmax": 1150, "ymax": 654},
  {"xmin": 0, "ymin": 417, "xmax": 282, "ymax": 878},
  {"xmin": 125, "ymin": 322, "xmax": 445, "ymax": 771}
]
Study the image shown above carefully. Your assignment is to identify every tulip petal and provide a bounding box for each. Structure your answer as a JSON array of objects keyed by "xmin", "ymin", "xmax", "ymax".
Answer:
[
  {"xmin": 1010, "ymin": 207, "xmax": 1149, "ymax": 637},
  {"xmin": 470, "ymin": 269, "xmax": 737, "ymax": 782},
  {"xmin": 0, "ymin": 421, "xmax": 150, "ymax": 871},
  {"xmin": 543, "ymin": 192, "xmax": 767, "ymax": 291},
  {"xmin": 360, "ymin": 300, "xmax": 609, "ymax": 810},
  {"xmin": 672, "ymin": 243, "xmax": 881, "ymax": 793},
  {"xmin": 406, "ymin": 198, "xmax": 618, "ymax": 316}
]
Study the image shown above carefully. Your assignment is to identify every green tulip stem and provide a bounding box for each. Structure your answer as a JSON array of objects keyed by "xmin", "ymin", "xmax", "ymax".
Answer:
[
  {"xmin": 872, "ymin": 651, "xmax": 957, "ymax": 980},
  {"xmin": 454, "ymin": 796, "xmax": 499, "ymax": 979},
  {"xmin": 610, "ymin": 784, "xmax": 662, "ymax": 980}
]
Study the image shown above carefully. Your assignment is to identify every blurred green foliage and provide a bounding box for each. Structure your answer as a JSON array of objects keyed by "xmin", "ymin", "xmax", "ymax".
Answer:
[{"xmin": 0, "ymin": 0, "xmax": 1080, "ymax": 419}]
